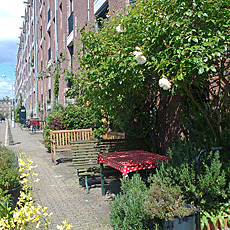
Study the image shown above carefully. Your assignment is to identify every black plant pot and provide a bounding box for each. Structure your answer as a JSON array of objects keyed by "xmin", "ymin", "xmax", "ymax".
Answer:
[
  {"xmin": 6, "ymin": 186, "xmax": 22, "ymax": 209},
  {"xmin": 162, "ymin": 211, "xmax": 196, "ymax": 230}
]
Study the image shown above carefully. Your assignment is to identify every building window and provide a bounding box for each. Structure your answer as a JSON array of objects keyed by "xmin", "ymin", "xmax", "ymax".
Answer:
[
  {"xmin": 48, "ymin": 89, "xmax": 51, "ymax": 99},
  {"xmin": 48, "ymin": 8, "xmax": 51, "ymax": 22},
  {"xmin": 96, "ymin": 1, "xmax": 108, "ymax": 29},
  {"xmin": 48, "ymin": 48, "xmax": 51, "ymax": 60},
  {"xmin": 67, "ymin": 46, "xmax": 74, "ymax": 87},
  {"xmin": 68, "ymin": 45, "xmax": 73, "ymax": 68},
  {"xmin": 68, "ymin": 12, "xmax": 73, "ymax": 35},
  {"xmin": 70, "ymin": 0, "xmax": 73, "ymax": 13},
  {"xmin": 40, "ymin": 26, "xmax": 43, "ymax": 39}
]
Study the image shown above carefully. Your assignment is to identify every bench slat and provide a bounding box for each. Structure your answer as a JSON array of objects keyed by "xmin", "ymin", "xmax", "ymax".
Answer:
[{"xmin": 50, "ymin": 128, "xmax": 93, "ymax": 164}]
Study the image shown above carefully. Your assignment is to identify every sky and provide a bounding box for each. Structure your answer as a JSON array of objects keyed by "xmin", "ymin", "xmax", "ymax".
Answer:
[{"xmin": 0, "ymin": 0, "xmax": 25, "ymax": 99}]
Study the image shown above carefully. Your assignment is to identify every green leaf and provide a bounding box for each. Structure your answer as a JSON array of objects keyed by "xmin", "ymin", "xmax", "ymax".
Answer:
[
  {"xmin": 193, "ymin": 38, "xmax": 198, "ymax": 43},
  {"xmin": 210, "ymin": 66, "xmax": 216, "ymax": 72},
  {"xmin": 198, "ymin": 68, "xmax": 204, "ymax": 75}
]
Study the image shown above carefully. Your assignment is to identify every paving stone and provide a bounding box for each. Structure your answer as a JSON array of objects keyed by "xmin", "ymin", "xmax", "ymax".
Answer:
[{"xmin": 3, "ymin": 124, "xmax": 115, "ymax": 230}]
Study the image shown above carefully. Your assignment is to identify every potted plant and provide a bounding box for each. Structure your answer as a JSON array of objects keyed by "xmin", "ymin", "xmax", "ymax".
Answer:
[
  {"xmin": 201, "ymin": 202, "xmax": 230, "ymax": 230},
  {"xmin": 0, "ymin": 147, "xmax": 21, "ymax": 208},
  {"xmin": 145, "ymin": 173, "xmax": 196, "ymax": 230}
]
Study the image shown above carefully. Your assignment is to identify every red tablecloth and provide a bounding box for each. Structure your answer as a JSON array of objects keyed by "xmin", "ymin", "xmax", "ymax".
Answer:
[{"xmin": 97, "ymin": 150, "xmax": 171, "ymax": 175}]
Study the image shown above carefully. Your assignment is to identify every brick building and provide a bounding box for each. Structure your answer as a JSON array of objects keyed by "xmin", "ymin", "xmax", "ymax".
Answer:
[
  {"xmin": 15, "ymin": 0, "xmax": 131, "ymax": 120},
  {"xmin": 0, "ymin": 98, "xmax": 12, "ymax": 118}
]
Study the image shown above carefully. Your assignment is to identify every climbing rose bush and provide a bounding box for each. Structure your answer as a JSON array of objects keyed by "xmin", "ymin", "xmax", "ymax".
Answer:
[{"xmin": 72, "ymin": 0, "xmax": 230, "ymax": 146}]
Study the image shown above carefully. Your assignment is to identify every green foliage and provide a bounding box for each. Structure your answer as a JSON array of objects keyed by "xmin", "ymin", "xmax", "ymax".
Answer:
[
  {"xmin": 38, "ymin": 54, "xmax": 66, "ymax": 101},
  {"xmin": 146, "ymin": 172, "xmax": 195, "ymax": 221},
  {"xmin": 0, "ymin": 147, "xmax": 20, "ymax": 191},
  {"xmin": 43, "ymin": 102, "xmax": 103, "ymax": 152},
  {"xmin": 160, "ymin": 140, "xmax": 230, "ymax": 228},
  {"xmin": 71, "ymin": 0, "xmax": 230, "ymax": 149},
  {"xmin": 201, "ymin": 202, "xmax": 230, "ymax": 230},
  {"xmin": 0, "ymin": 192, "xmax": 11, "ymax": 219},
  {"xmin": 14, "ymin": 94, "xmax": 23, "ymax": 123},
  {"xmin": 110, "ymin": 174, "xmax": 155, "ymax": 230},
  {"xmin": 43, "ymin": 105, "xmax": 65, "ymax": 152},
  {"xmin": 110, "ymin": 172, "xmax": 195, "ymax": 229},
  {"xmin": 109, "ymin": 140, "xmax": 229, "ymax": 230}
]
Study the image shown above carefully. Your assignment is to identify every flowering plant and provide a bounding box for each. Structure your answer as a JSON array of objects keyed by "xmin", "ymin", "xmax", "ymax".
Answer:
[
  {"xmin": 133, "ymin": 47, "xmax": 147, "ymax": 64},
  {"xmin": 159, "ymin": 77, "xmax": 171, "ymax": 91},
  {"xmin": 0, "ymin": 153, "xmax": 73, "ymax": 229},
  {"xmin": 116, "ymin": 24, "xmax": 123, "ymax": 33}
]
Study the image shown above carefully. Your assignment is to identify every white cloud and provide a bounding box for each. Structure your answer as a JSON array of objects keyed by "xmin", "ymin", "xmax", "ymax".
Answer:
[
  {"xmin": 0, "ymin": 1, "xmax": 25, "ymax": 98},
  {"xmin": 0, "ymin": 0, "xmax": 25, "ymax": 40},
  {"xmin": 0, "ymin": 79, "xmax": 12, "ymax": 98},
  {"xmin": 0, "ymin": 65, "xmax": 15, "ymax": 99}
]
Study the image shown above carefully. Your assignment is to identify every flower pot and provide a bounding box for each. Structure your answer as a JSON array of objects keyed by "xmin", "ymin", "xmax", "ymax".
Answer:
[
  {"xmin": 6, "ymin": 185, "xmax": 22, "ymax": 209},
  {"xmin": 162, "ymin": 212, "xmax": 196, "ymax": 230}
]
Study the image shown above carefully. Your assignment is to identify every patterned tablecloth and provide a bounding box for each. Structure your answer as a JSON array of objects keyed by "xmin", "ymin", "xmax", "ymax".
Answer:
[{"xmin": 97, "ymin": 150, "xmax": 171, "ymax": 175}]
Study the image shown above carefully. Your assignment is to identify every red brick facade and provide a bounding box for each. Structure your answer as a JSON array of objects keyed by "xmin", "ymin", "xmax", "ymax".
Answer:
[{"xmin": 16, "ymin": 0, "xmax": 131, "ymax": 120}]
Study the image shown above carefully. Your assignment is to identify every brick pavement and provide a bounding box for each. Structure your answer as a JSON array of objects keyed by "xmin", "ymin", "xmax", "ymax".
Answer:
[{"xmin": 5, "ymin": 123, "xmax": 117, "ymax": 230}]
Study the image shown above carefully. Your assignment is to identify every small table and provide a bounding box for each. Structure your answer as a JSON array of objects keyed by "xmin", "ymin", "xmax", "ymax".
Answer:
[{"xmin": 97, "ymin": 150, "xmax": 171, "ymax": 195}]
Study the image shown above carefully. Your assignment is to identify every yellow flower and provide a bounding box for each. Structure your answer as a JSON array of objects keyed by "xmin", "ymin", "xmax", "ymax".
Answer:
[{"xmin": 101, "ymin": 118, "xmax": 107, "ymax": 123}]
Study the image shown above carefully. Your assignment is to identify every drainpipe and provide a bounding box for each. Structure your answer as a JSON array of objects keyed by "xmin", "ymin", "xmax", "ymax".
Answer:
[
  {"xmin": 55, "ymin": 0, "xmax": 58, "ymax": 61},
  {"xmin": 55, "ymin": 0, "xmax": 59, "ymax": 103},
  {"xmin": 33, "ymin": 0, "xmax": 38, "ymax": 118},
  {"xmin": 88, "ymin": 0, "xmax": 90, "ymax": 21}
]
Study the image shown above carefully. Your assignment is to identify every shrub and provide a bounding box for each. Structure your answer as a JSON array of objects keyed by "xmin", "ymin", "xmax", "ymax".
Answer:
[
  {"xmin": 43, "ymin": 103, "xmax": 103, "ymax": 152},
  {"xmin": 110, "ymin": 174, "xmax": 155, "ymax": 230},
  {"xmin": 159, "ymin": 140, "xmax": 230, "ymax": 229},
  {"xmin": 0, "ymin": 153, "xmax": 73, "ymax": 229},
  {"xmin": 0, "ymin": 147, "xmax": 20, "ymax": 191},
  {"xmin": 43, "ymin": 106, "xmax": 66, "ymax": 152},
  {"xmin": 146, "ymin": 172, "xmax": 195, "ymax": 221}
]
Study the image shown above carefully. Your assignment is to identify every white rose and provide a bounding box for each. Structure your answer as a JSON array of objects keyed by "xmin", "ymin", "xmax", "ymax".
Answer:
[
  {"xmin": 116, "ymin": 24, "xmax": 123, "ymax": 33},
  {"xmin": 159, "ymin": 77, "xmax": 171, "ymax": 90},
  {"xmin": 135, "ymin": 46, "xmax": 141, "ymax": 51},
  {"xmin": 133, "ymin": 51, "xmax": 142, "ymax": 56},
  {"xmin": 135, "ymin": 52, "xmax": 147, "ymax": 64}
]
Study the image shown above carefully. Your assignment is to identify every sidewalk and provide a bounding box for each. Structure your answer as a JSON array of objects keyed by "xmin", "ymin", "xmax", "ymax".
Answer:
[
  {"xmin": 0, "ymin": 121, "xmax": 6, "ymax": 146},
  {"xmin": 7, "ymin": 124, "xmax": 115, "ymax": 230}
]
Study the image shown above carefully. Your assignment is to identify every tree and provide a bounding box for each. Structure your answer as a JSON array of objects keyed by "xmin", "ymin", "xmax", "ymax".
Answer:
[{"xmin": 71, "ymin": 0, "xmax": 230, "ymax": 149}]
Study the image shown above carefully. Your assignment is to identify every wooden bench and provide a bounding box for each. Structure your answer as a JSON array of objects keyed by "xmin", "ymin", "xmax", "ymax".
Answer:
[
  {"xmin": 70, "ymin": 137, "xmax": 151, "ymax": 193},
  {"xmin": 50, "ymin": 128, "xmax": 93, "ymax": 164},
  {"xmin": 70, "ymin": 140, "xmax": 101, "ymax": 193},
  {"xmin": 99, "ymin": 138, "xmax": 151, "ymax": 154},
  {"xmin": 103, "ymin": 131, "xmax": 126, "ymax": 140}
]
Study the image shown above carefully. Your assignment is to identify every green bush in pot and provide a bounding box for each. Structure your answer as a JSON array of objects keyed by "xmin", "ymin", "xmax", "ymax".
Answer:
[
  {"xmin": 110, "ymin": 174, "xmax": 156, "ymax": 230},
  {"xmin": 146, "ymin": 175, "xmax": 195, "ymax": 221},
  {"xmin": 0, "ymin": 147, "xmax": 21, "ymax": 191}
]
